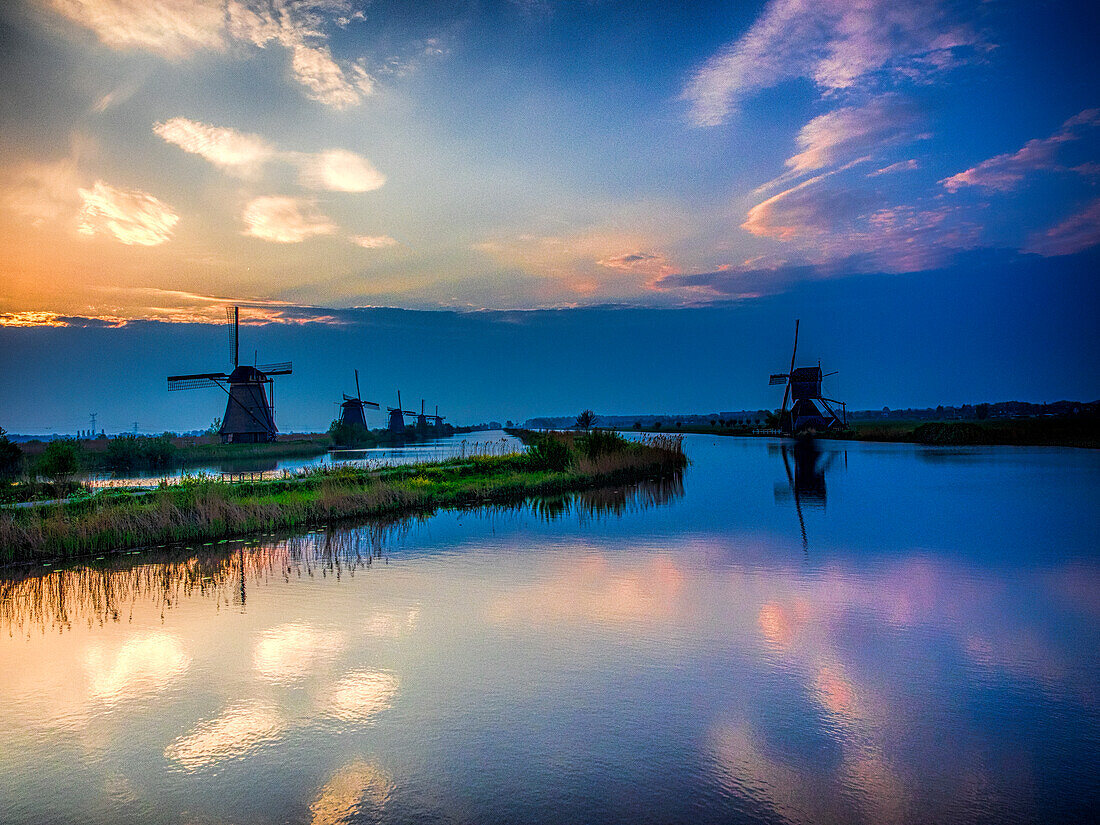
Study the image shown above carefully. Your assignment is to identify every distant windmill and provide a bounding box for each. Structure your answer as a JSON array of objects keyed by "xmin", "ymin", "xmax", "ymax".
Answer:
[
  {"xmin": 339, "ymin": 369, "xmax": 380, "ymax": 428},
  {"xmin": 166, "ymin": 306, "xmax": 293, "ymax": 443},
  {"xmin": 768, "ymin": 319, "xmax": 847, "ymax": 434},
  {"xmin": 415, "ymin": 399, "xmax": 446, "ymax": 431},
  {"xmin": 386, "ymin": 390, "xmax": 417, "ymax": 433}
]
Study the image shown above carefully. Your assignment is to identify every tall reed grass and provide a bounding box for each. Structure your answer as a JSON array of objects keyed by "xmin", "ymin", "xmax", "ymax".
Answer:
[{"xmin": 0, "ymin": 431, "xmax": 686, "ymax": 563}]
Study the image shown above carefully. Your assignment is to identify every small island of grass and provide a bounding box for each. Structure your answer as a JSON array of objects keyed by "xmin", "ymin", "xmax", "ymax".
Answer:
[{"xmin": 0, "ymin": 431, "xmax": 685, "ymax": 564}]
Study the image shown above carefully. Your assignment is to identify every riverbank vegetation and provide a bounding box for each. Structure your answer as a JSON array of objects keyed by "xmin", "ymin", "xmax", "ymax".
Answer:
[
  {"xmin": 607, "ymin": 415, "xmax": 1097, "ymax": 449},
  {"xmin": 0, "ymin": 431, "xmax": 686, "ymax": 563},
  {"xmin": 822, "ymin": 415, "xmax": 1100, "ymax": 448}
]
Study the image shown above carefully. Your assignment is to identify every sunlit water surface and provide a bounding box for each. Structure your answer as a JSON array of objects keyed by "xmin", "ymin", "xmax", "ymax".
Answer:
[{"xmin": 2, "ymin": 435, "xmax": 1098, "ymax": 824}]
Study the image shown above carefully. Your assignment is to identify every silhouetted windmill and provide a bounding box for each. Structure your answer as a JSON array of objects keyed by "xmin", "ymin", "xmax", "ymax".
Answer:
[
  {"xmin": 387, "ymin": 390, "xmax": 415, "ymax": 433},
  {"xmin": 339, "ymin": 369, "xmax": 380, "ymax": 429},
  {"xmin": 415, "ymin": 399, "xmax": 446, "ymax": 431},
  {"xmin": 167, "ymin": 306, "xmax": 292, "ymax": 443},
  {"xmin": 768, "ymin": 319, "xmax": 847, "ymax": 434}
]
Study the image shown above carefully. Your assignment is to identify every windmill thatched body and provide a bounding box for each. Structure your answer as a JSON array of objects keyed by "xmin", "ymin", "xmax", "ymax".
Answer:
[
  {"xmin": 167, "ymin": 306, "xmax": 293, "ymax": 444},
  {"xmin": 768, "ymin": 320, "xmax": 847, "ymax": 434}
]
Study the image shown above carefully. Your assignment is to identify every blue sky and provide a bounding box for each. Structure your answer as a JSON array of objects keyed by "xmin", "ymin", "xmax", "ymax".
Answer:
[{"xmin": 0, "ymin": 1, "xmax": 1097, "ymax": 430}]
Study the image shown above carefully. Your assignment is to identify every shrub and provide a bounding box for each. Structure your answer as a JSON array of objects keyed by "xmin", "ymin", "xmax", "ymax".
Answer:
[
  {"xmin": 577, "ymin": 429, "xmax": 628, "ymax": 460},
  {"xmin": 526, "ymin": 435, "xmax": 573, "ymax": 471},
  {"xmin": 105, "ymin": 434, "xmax": 177, "ymax": 469}
]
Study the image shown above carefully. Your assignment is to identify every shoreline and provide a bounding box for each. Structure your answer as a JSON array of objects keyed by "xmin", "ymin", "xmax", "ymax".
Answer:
[
  {"xmin": 566, "ymin": 416, "xmax": 1098, "ymax": 449},
  {"xmin": 0, "ymin": 432, "xmax": 686, "ymax": 564}
]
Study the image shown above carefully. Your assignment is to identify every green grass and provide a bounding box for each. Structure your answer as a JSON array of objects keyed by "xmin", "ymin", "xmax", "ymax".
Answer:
[{"xmin": 0, "ymin": 433, "xmax": 686, "ymax": 563}]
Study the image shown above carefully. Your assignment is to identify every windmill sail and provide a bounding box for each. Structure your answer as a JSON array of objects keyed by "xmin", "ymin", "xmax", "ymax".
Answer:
[
  {"xmin": 167, "ymin": 373, "xmax": 228, "ymax": 391},
  {"xmin": 769, "ymin": 374, "xmax": 789, "ymax": 385}
]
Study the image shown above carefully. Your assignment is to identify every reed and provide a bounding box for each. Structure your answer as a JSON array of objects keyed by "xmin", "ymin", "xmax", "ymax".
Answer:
[{"xmin": 0, "ymin": 431, "xmax": 686, "ymax": 563}]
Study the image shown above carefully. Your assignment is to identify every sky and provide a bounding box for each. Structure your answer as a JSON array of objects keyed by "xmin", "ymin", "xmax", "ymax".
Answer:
[{"xmin": 0, "ymin": 0, "xmax": 1097, "ymax": 432}]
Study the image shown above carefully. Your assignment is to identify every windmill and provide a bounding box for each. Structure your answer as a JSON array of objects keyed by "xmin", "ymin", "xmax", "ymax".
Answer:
[
  {"xmin": 768, "ymin": 319, "xmax": 847, "ymax": 434},
  {"xmin": 167, "ymin": 306, "xmax": 293, "ymax": 444},
  {"xmin": 339, "ymin": 369, "xmax": 380, "ymax": 429},
  {"xmin": 415, "ymin": 399, "xmax": 446, "ymax": 431},
  {"xmin": 387, "ymin": 390, "xmax": 414, "ymax": 433}
]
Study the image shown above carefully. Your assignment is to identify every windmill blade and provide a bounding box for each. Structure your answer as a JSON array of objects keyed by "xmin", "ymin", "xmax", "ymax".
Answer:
[
  {"xmin": 792, "ymin": 319, "xmax": 800, "ymax": 374},
  {"xmin": 343, "ymin": 393, "xmax": 357, "ymax": 402},
  {"xmin": 256, "ymin": 361, "xmax": 292, "ymax": 375},
  {"xmin": 354, "ymin": 369, "xmax": 362, "ymax": 402},
  {"xmin": 227, "ymin": 306, "xmax": 239, "ymax": 368},
  {"xmin": 362, "ymin": 401, "xmax": 380, "ymax": 410},
  {"xmin": 822, "ymin": 370, "xmax": 839, "ymax": 378},
  {"xmin": 168, "ymin": 374, "xmax": 226, "ymax": 391},
  {"xmin": 769, "ymin": 374, "xmax": 789, "ymax": 385}
]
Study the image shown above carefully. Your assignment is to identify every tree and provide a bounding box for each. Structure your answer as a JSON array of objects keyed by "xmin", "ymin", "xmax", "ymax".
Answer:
[
  {"xmin": 0, "ymin": 427, "xmax": 22, "ymax": 477},
  {"xmin": 633, "ymin": 421, "xmax": 641, "ymax": 430},
  {"xmin": 574, "ymin": 409, "xmax": 597, "ymax": 431},
  {"xmin": 206, "ymin": 416, "xmax": 222, "ymax": 435},
  {"xmin": 976, "ymin": 403, "xmax": 990, "ymax": 420},
  {"xmin": 39, "ymin": 439, "xmax": 80, "ymax": 480}
]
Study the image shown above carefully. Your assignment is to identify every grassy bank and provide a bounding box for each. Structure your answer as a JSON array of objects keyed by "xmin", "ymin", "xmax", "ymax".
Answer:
[
  {"xmin": 587, "ymin": 415, "xmax": 1098, "ymax": 449},
  {"xmin": 823, "ymin": 416, "xmax": 1100, "ymax": 448},
  {"xmin": 0, "ymin": 431, "xmax": 686, "ymax": 563}
]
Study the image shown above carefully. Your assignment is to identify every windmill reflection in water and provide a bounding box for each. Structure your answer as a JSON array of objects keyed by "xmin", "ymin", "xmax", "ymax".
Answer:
[{"xmin": 772, "ymin": 439, "xmax": 845, "ymax": 552}]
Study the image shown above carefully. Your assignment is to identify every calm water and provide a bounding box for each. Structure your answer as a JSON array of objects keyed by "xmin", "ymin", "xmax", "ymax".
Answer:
[
  {"xmin": 84, "ymin": 430, "xmax": 523, "ymax": 487},
  {"xmin": 2, "ymin": 435, "xmax": 1098, "ymax": 824}
]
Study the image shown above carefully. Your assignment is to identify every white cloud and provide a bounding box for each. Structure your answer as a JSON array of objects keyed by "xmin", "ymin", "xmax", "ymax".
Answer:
[
  {"xmin": 46, "ymin": 0, "xmax": 374, "ymax": 107},
  {"xmin": 77, "ymin": 180, "xmax": 179, "ymax": 245},
  {"xmin": 298, "ymin": 149, "xmax": 386, "ymax": 192},
  {"xmin": 154, "ymin": 117, "xmax": 275, "ymax": 175},
  {"xmin": 683, "ymin": 0, "xmax": 985, "ymax": 126},
  {"xmin": 350, "ymin": 234, "xmax": 398, "ymax": 248},
  {"xmin": 941, "ymin": 109, "xmax": 1100, "ymax": 192},
  {"xmin": 785, "ymin": 98, "xmax": 916, "ymax": 175},
  {"xmin": 242, "ymin": 195, "xmax": 336, "ymax": 243},
  {"xmin": 290, "ymin": 44, "xmax": 373, "ymax": 109},
  {"xmin": 154, "ymin": 118, "xmax": 387, "ymax": 192},
  {"xmin": 46, "ymin": 0, "xmax": 227, "ymax": 58},
  {"xmin": 868, "ymin": 159, "xmax": 919, "ymax": 177}
]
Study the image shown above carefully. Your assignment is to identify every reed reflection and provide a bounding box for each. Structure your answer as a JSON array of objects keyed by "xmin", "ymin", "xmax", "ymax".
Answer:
[
  {"xmin": 526, "ymin": 473, "xmax": 684, "ymax": 522},
  {"xmin": 0, "ymin": 520, "xmax": 409, "ymax": 636},
  {"xmin": 0, "ymin": 475, "xmax": 684, "ymax": 637}
]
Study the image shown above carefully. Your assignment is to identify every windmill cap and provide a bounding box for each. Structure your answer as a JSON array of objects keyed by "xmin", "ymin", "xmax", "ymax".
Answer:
[{"xmin": 228, "ymin": 365, "xmax": 267, "ymax": 382}]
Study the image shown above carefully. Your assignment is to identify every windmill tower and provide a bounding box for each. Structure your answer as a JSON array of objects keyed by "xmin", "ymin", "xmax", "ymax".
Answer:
[
  {"xmin": 768, "ymin": 320, "xmax": 847, "ymax": 434},
  {"xmin": 339, "ymin": 369, "xmax": 380, "ymax": 428},
  {"xmin": 167, "ymin": 306, "xmax": 293, "ymax": 444}
]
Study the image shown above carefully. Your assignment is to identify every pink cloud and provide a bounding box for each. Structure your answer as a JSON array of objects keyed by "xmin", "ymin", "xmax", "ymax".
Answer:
[
  {"xmin": 743, "ymin": 173, "xmax": 980, "ymax": 273},
  {"xmin": 785, "ymin": 98, "xmax": 917, "ymax": 174},
  {"xmin": 1026, "ymin": 198, "xmax": 1100, "ymax": 257},
  {"xmin": 941, "ymin": 108, "xmax": 1100, "ymax": 192},
  {"xmin": 683, "ymin": 0, "xmax": 987, "ymax": 126}
]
